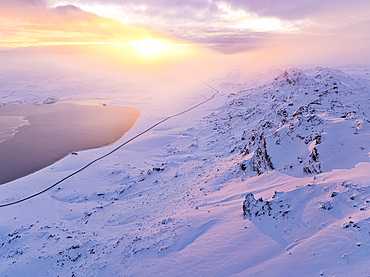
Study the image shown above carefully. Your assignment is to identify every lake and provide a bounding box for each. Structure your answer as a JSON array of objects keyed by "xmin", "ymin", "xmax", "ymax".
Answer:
[{"xmin": 0, "ymin": 99, "xmax": 140, "ymax": 185}]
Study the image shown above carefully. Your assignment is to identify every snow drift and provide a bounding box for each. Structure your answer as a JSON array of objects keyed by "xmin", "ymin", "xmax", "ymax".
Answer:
[{"xmin": 1, "ymin": 66, "xmax": 370, "ymax": 276}]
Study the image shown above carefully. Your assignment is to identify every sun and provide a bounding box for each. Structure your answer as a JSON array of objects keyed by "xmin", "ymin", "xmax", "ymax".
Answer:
[{"xmin": 130, "ymin": 39, "xmax": 165, "ymax": 56}]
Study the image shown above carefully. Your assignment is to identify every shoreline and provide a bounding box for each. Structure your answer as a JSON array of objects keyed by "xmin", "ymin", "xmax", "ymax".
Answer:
[
  {"xmin": 0, "ymin": 115, "xmax": 29, "ymax": 144},
  {"xmin": 0, "ymin": 100, "xmax": 140, "ymax": 185}
]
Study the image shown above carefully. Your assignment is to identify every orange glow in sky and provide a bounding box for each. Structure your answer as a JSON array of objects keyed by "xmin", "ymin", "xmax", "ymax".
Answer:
[
  {"xmin": 0, "ymin": 0, "xmax": 369, "ymax": 68},
  {"xmin": 0, "ymin": 5, "xmax": 196, "ymax": 66}
]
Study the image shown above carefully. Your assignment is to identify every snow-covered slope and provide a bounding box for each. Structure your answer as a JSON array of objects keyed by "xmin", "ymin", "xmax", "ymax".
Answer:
[
  {"xmin": 212, "ymin": 67, "xmax": 370, "ymax": 177},
  {"xmin": 1, "ymin": 66, "xmax": 370, "ymax": 276}
]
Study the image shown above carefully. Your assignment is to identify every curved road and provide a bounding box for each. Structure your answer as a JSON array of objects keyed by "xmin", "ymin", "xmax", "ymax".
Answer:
[{"xmin": 0, "ymin": 82, "xmax": 219, "ymax": 208}]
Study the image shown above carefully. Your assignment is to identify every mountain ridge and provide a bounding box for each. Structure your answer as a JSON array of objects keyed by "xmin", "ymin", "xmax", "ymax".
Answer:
[{"xmin": 1, "ymin": 66, "xmax": 370, "ymax": 276}]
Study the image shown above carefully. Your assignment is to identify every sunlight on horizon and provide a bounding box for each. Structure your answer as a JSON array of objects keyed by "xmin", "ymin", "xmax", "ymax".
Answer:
[
  {"xmin": 0, "ymin": 9, "xmax": 198, "ymax": 66},
  {"xmin": 129, "ymin": 39, "xmax": 192, "ymax": 57},
  {"xmin": 1, "ymin": 0, "xmax": 368, "ymax": 70},
  {"xmin": 130, "ymin": 39, "xmax": 166, "ymax": 56}
]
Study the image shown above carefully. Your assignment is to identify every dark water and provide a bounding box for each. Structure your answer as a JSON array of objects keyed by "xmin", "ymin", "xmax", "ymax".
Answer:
[{"xmin": 0, "ymin": 100, "xmax": 140, "ymax": 185}]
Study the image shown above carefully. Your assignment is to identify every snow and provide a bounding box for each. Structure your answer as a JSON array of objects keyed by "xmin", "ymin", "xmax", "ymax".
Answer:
[
  {"xmin": 1, "ymin": 57, "xmax": 370, "ymax": 276},
  {"xmin": 0, "ymin": 116, "xmax": 28, "ymax": 144}
]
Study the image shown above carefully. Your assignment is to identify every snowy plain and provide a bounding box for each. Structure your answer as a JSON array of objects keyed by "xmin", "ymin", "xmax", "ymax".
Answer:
[{"xmin": 0, "ymin": 50, "xmax": 370, "ymax": 276}]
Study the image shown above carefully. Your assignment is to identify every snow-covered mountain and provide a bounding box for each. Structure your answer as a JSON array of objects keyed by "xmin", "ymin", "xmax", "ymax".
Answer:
[
  {"xmin": 1, "ymin": 66, "xmax": 370, "ymax": 276},
  {"xmin": 212, "ymin": 67, "xmax": 370, "ymax": 177}
]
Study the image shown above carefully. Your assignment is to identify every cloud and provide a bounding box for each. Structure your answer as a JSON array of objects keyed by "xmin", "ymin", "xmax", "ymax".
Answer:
[
  {"xmin": 4, "ymin": 0, "xmax": 369, "ymax": 28},
  {"xmin": 0, "ymin": 0, "xmax": 46, "ymax": 14},
  {"xmin": 161, "ymin": 26, "xmax": 270, "ymax": 54},
  {"xmin": 52, "ymin": 4, "xmax": 92, "ymax": 17},
  {"xmin": 66, "ymin": 0, "xmax": 219, "ymax": 23},
  {"xmin": 0, "ymin": 0, "xmax": 162, "ymax": 48},
  {"xmin": 1, "ymin": 0, "xmax": 369, "ymax": 62},
  {"xmin": 45, "ymin": 0, "xmax": 369, "ymax": 22},
  {"xmin": 217, "ymin": 0, "xmax": 352, "ymax": 20}
]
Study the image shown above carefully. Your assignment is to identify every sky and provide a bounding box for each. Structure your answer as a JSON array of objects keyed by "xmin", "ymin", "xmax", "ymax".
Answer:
[{"xmin": 0, "ymin": 0, "xmax": 369, "ymax": 68}]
